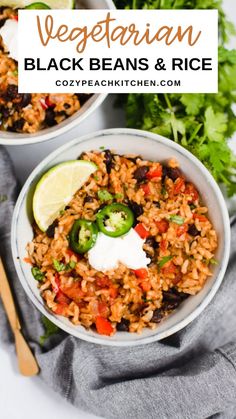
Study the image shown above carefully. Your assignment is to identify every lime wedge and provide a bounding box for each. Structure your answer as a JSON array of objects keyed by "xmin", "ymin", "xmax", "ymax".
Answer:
[
  {"xmin": 0, "ymin": 0, "xmax": 74, "ymax": 9},
  {"xmin": 33, "ymin": 160, "xmax": 97, "ymax": 232}
]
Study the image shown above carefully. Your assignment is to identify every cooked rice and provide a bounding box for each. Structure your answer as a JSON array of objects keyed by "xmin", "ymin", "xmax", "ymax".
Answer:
[{"xmin": 27, "ymin": 151, "xmax": 218, "ymax": 336}]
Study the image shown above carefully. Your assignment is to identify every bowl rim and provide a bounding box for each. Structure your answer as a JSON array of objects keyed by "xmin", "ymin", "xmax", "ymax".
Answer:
[
  {"xmin": 11, "ymin": 128, "xmax": 231, "ymax": 346},
  {"xmin": 0, "ymin": 93, "xmax": 107, "ymax": 146}
]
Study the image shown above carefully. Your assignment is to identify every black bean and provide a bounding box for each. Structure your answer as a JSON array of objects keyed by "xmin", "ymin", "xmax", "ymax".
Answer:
[
  {"xmin": 4, "ymin": 84, "xmax": 18, "ymax": 100},
  {"xmin": 84, "ymin": 196, "xmax": 94, "ymax": 203},
  {"xmin": 145, "ymin": 237, "xmax": 159, "ymax": 249},
  {"xmin": 188, "ymin": 224, "xmax": 199, "ymax": 237},
  {"xmin": 19, "ymin": 93, "xmax": 32, "ymax": 108},
  {"xmin": 117, "ymin": 318, "xmax": 130, "ymax": 332},
  {"xmin": 161, "ymin": 165, "xmax": 168, "ymax": 182},
  {"xmin": 126, "ymin": 156, "xmax": 141, "ymax": 164},
  {"xmin": 0, "ymin": 107, "xmax": 10, "ymax": 119},
  {"xmin": 163, "ymin": 301, "xmax": 180, "ymax": 310},
  {"xmin": 104, "ymin": 149, "xmax": 114, "ymax": 174},
  {"xmin": 45, "ymin": 108, "xmax": 56, "ymax": 127},
  {"xmin": 9, "ymin": 118, "xmax": 25, "ymax": 132},
  {"xmin": 162, "ymin": 291, "xmax": 182, "ymax": 303},
  {"xmin": 167, "ymin": 167, "xmax": 182, "ymax": 181},
  {"xmin": 175, "ymin": 290, "xmax": 189, "ymax": 301},
  {"xmin": 46, "ymin": 220, "xmax": 58, "ymax": 238},
  {"xmin": 75, "ymin": 93, "xmax": 92, "ymax": 106},
  {"xmin": 151, "ymin": 308, "xmax": 164, "ymax": 323},
  {"xmin": 128, "ymin": 201, "xmax": 144, "ymax": 218},
  {"xmin": 77, "ymin": 152, "xmax": 86, "ymax": 160},
  {"xmin": 133, "ymin": 166, "xmax": 149, "ymax": 182}
]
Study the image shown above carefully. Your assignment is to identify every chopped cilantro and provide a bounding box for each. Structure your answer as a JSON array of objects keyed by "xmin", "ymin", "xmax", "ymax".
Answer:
[
  {"xmin": 69, "ymin": 260, "xmax": 76, "ymax": 269},
  {"xmin": 97, "ymin": 189, "xmax": 114, "ymax": 201},
  {"xmin": 53, "ymin": 259, "xmax": 67, "ymax": 272},
  {"xmin": 53, "ymin": 259, "xmax": 76, "ymax": 272},
  {"xmin": 169, "ymin": 215, "xmax": 185, "ymax": 225},
  {"xmin": 157, "ymin": 255, "xmax": 173, "ymax": 269},
  {"xmin": 31, "ymin": 266, "xmax": 45, "ymax": 282}
]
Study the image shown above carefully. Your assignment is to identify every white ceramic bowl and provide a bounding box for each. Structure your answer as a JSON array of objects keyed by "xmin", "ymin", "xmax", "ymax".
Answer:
[
  {"xmin": 11, "ymin": 129, "xmax": 231, "ymax": 346},
  {"xmin": 0, "ymin": 0, "xmax": 115, "ymax": 146}
]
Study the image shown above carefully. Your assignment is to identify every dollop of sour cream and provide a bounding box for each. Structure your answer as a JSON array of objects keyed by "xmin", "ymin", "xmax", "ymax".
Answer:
[
  {"xmin": 88, "ymin": 228, "xmax": 151, "ymax": 272},
  {"xmin": 0, "ymin": 19, "xmax": 18, "ymax": 61}
]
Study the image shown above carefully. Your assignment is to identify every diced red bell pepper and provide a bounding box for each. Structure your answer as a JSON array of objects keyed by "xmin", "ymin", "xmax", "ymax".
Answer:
[
  {"xmin": 66, "ymin": 249, "xmax": 80, "ymax": 261},
  {"xmin": 160, "ymin": 239, "xmax": 168, "ymax": 252},
  {"xmin": 96, "ymin": 276, "xmax": 111, "ymax": 288},
  {"xmin": 52, "ymin": 273, "xmax": 60, "ymax": 294},
  {"xmin": 45, "ymin": 96, "xmax": 55, "ymax": 108},
  {"xmin": 60, "ymin": 282, "xmax": 85, "ymax": 303},
  {"xmin": 156, "ymin": 219, "xmax": 169, "ymax": 234},
  {"xmin": 109, "ymin": 286, "xmax": 118, "ymax": 299},
  {"xmin": 177, "ymin": 223, "xmax": 188, "ymax": 237},
  {"xmin": 185, "ymin": 183, "xmax": 199, "ymax": 202},
  {"xmin": 95, "ymin": 316, "xmax": 113, "ymax": 336},
  {"xmin": 146, "ymin": 165, "xmax": 162, "ymax": 180},
  {"xmin": 98, "ymin": 301, "xmax": 109, "ymax": 318},
  {"xmin": 141, "ymin": 183, "xmax": 151, "ymax": 196},
  {"xmin": 173, "ymin": 177, "xmax": 185, "ymax": 194},
  {"xmin": 140, "ymin": 281, "xmax": 151, "ymax": 292},
  {"xmin": 162, "ymin": 261, "xmax": 177, "ymax": 275},
  {"xmin": 134, "ymin": 223, "xmax": 150, "ymax": 239},
  {"xmin": 56, "ymin": 290, "xmax": 70, "ymax": 305},
  {"xmin": 133, "ymin": 268, "xmax": 148, "ymax": 279},
  {"xmin": 54, "ymin": 303, "xmax": 67, "ymax": 315},
  {"xmin": 193, "ymin": 214, "xmax": 207, "ymax": 222}
]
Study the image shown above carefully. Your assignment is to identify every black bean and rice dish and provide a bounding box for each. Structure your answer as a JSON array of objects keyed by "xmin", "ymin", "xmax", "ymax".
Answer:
[
  {"xmin": 27, "ymin": 150, "xmax": 218, "ymax": 336},
  {"xmin": 0, "ymin": 7, "xmax": 91, "ymax": 134}
]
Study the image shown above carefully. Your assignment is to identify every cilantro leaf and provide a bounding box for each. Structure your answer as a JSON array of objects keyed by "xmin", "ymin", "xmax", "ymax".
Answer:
[
  {"xmin": 97, "ymin": 190, "xmax": 114, "ymax": 201},
  {"xmin": 39, "ymin": 316, "xmax": 59, "ymax": 346},
  {"xmin": 157, "ymin": 256, "xmax": 173, "ymax": 269},
  {"xmin": 53, "ymin": 259, "xmax": 67, "ymax": 272},
  {"xmin": 169, "ymin": 215, "xmax": 185, "ymax": 225},
  {"xmin": 31, "ymin": 267, "xmax": 45, "ymax": 282}
]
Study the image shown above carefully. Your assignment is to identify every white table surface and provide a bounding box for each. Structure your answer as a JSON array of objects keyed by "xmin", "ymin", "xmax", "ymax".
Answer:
[{"xmin": 1, "ymin": 2, "xmax": 236, "ymax": 418}]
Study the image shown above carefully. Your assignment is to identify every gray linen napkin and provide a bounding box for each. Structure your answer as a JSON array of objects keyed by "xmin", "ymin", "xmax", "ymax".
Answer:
[{"xmin": 1, "ymin": 145, "xmax": 236, "ymax": 419}]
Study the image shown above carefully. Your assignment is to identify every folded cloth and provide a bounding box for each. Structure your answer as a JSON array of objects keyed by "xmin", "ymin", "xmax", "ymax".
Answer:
[{"xmin": 1, "ymin": 145, "xmax": 236, "ymax": 419}]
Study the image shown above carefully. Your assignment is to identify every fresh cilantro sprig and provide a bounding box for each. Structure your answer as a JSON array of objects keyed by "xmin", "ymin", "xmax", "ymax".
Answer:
[{"xmin": 114, "ymin": 0, "xmax": 236, "ymax": 196}]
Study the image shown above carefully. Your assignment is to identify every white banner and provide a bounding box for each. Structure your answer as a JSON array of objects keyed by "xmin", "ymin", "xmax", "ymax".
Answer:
[{"xmin": 18, "ymin": 9, "xmax": 218, "ymax": 93}]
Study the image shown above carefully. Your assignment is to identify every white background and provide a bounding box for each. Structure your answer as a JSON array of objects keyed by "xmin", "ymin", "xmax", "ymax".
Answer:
[
  {"xmin": 18, "ymin": 10, "xmax": 218, "ymax": 93},
  {"xmin": 0, "ymin": 1, "xmax": 235, "ymax": 419}
]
